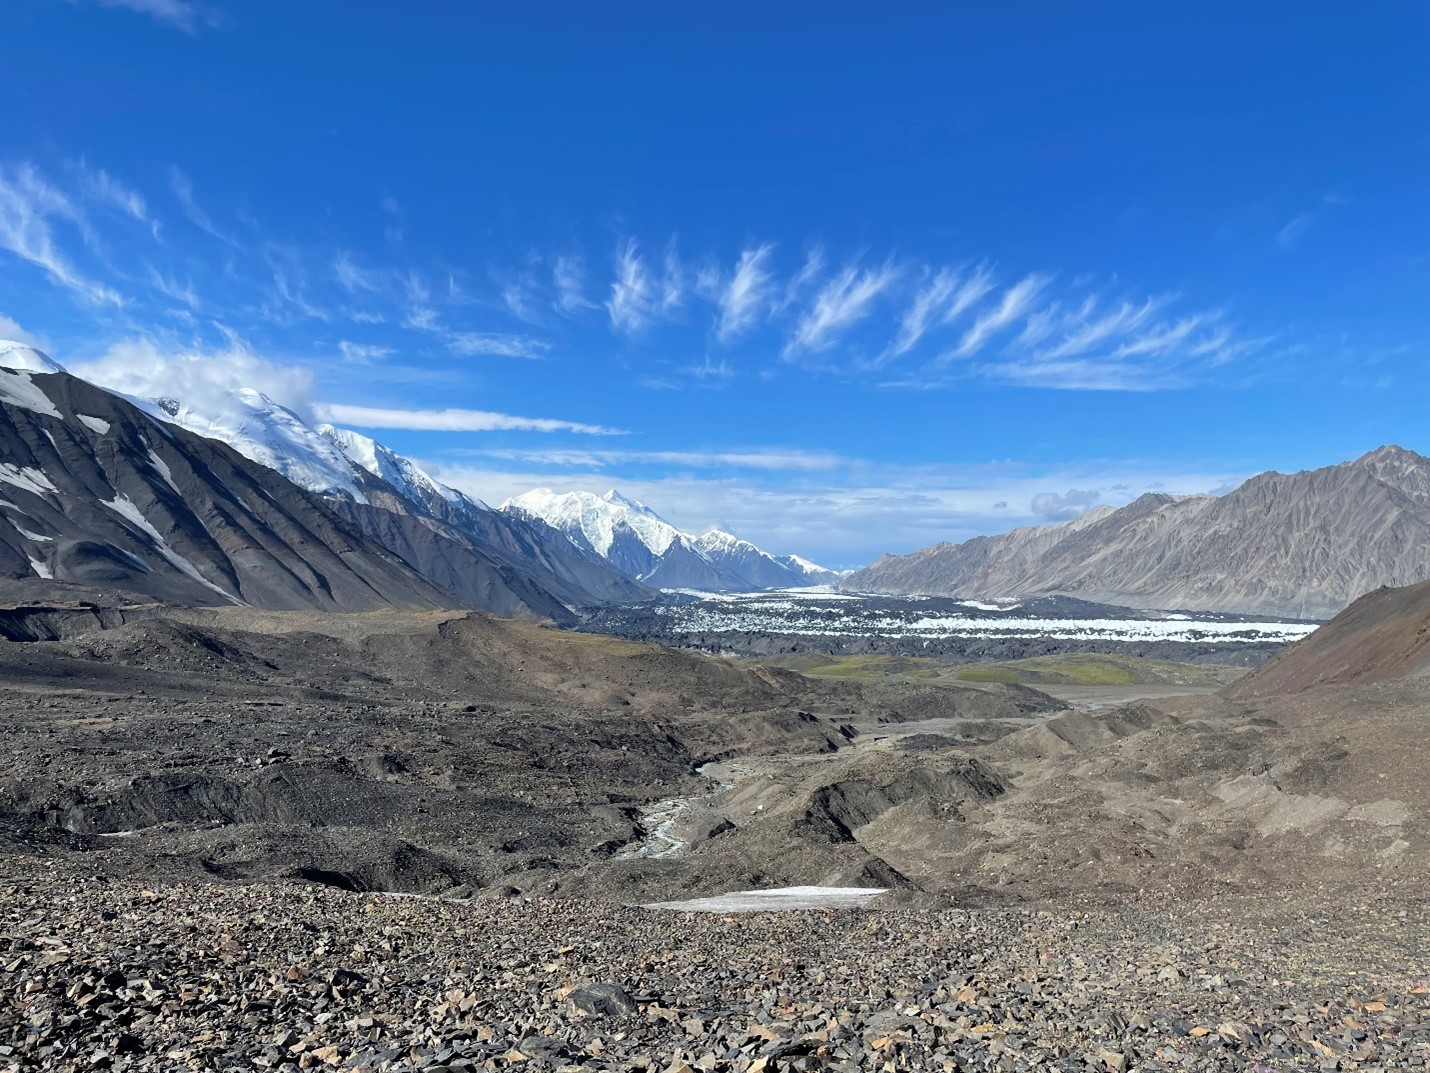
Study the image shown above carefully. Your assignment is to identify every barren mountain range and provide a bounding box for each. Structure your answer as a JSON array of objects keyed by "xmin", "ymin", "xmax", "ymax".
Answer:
[{"xmin": 845, "ymin": 445, "xmax": 1430, "ymax": 619}]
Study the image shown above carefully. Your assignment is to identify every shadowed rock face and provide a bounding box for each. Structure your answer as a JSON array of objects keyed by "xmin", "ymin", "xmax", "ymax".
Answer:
[
  {"xmin": 0, "ymin": 369, "xmax": 462, "ymax": 611},
  {"xmin": 0, "ymin": 368, "xmax": 648, "ymax": 618},
  {"xmin": 846, "ymin": 445, "xmax": 1430, "ymax": 619}
]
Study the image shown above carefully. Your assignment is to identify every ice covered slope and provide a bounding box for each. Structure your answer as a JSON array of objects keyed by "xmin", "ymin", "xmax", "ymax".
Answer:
[
  {"xmin": 0, "ymin": 340, "xmax": 64, "ymax": 374},
  {"xmin": 693, "ymin": 529, "xmax": 842, "ymax": 588},
  {"xmin": 502, "ymin": 488, "xmax": 840, "ymax": 591},
  {"xmin": 319, "ymin": 424, "xmax": 485, "ymax": 514},
  {"xmin": 143, "ymin": 390, "xmax": 368, "ymax": 502}
]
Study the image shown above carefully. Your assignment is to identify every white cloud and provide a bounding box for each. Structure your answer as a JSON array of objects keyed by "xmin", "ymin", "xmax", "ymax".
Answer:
[
  {"xmin": 75, "ymin": 161, "xmax": 148, "ymax": 222},
  {"xmin": 145, "ymin": 263, "xmax": 200, "ymax": 308},
  {"xmin": 334, "ymin": 250, "xmax": 378, "ymax": 293},
  {"xmin": 606, "ymin": 239, "xmax": 656, "ymax": 332},
  {"xmin": 1029, "ymin": 488, "xmax": 1101, "ymax": 520},
  {"xmin": 168, "ymin": 167, "xmax": 234, "ymax": 244},
  {"xmin": 714, "ymin": 244, "xmax": 775, "ymax": 342},
  {"xmin": 778, "ymin": 246, "xmax": 826, "ymax": 311},
  {"xmin": 953, "ymin": 273, "xmax": 1050, "ymax": 357},
  {"xmin": 785, "ymin": 260, "xmax": 899, "ymax": 355},
  {"xmin": 1276, "ymin": 212, "xmax": 1311, "ymax": 250},
  {"xmin": 0, "ymin": 313, "xmax": 45, "ymax": 348},
  {"xmin": 660, "ymin": 240, "xmax": 685, "ymax": 314},
  {"xmin": 338, "ymin": 340, "xmax": 393, "ymax": 364},
  {"xmin": 314, "ymin": 403, "xmax": 625, "ymax": 436},
  {"xmin": 473, "ymin": 446, "xmax": 846, "ymax": 471},
  {"xmin": 270, "ymin": 270, "xmax": 330, "ymax": 322},
  {"xmin": 552, "ymin": 254, "xmax": 595, "ymax": 314},
  {"xmin": 402, "ymin": 273, "xmax": 439, "ymax": 331},
  {"xmin": 94, "ymin": 0, "xmax": 206, "ymax": 32},
  {"xmin": 446, "ymin": 332, "xmax": 550, "ymax": 359},
  {"xmin": 883, "ymin": 264, "xmax": 995, "ymax": 361},
  {"xmin": 988, "ymin": 357, "xmax": 1179, "ymax": 391},
  {"xmin": 1038, "ymin": 295, "xmax": 1164, "ymax": 359},
  {"xmin": 0, "ymin": 163, "xmax": 123, "ymax": 306},
  {"xmin": 71, "ymin": 335, "xmax": 316, "ymax": 418},
  {"xmin": 499, "ymin": 275, "xmax": 538, "ymax": 322}
]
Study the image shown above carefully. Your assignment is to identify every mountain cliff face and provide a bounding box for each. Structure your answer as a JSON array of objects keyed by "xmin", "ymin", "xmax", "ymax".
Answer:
[
  {"xmin": 845, "ymin": 446, "xmax": 1430, "ymax": 619},
  {"xmin": 0, "ymin": 342, "xmax": 646, "ymax": 619},
  {"xmin": 0, "ymin": 360, "xmax": 459, "ymax": 611},
  {"xmin": 501, "ymin": 488, "xmax": 841, "ymax": 591}
]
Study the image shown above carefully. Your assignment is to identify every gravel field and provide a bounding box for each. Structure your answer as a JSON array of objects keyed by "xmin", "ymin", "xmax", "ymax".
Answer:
[{"xmin": 3, "ymin": 866, "xmax": 1426, "ymax": 1073}]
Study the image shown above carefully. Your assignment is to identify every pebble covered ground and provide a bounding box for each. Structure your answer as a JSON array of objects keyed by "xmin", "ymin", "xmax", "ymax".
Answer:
[{"xmin": 2, "ymin": 864, "xmax": 1426, "ymax": 1072}]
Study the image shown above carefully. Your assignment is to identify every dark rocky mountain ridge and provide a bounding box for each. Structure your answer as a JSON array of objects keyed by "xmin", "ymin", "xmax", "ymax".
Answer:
[{"xmin": 0, "ymin": 362, "xmax": 644, "ymax": 619}]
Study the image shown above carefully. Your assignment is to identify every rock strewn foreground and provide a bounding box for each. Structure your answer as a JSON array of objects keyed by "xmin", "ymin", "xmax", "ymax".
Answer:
[{"xmin": 2, "ymin": 867, "xmax": 1427, "ymax": 1073}]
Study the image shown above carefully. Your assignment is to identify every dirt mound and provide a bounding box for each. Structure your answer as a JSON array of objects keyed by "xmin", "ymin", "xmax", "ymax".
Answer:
[{"xmin": 1228, "ymin": 578, "xmax": 1430, "ymax": 698}]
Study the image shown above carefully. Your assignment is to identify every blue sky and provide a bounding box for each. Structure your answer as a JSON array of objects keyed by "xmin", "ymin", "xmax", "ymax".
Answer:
[{"xmin": 1, "ymin": 1, "xmax": 1427, "ymax": 566}]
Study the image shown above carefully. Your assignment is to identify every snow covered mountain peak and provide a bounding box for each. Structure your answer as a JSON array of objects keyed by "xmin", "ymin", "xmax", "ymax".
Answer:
[
  {"xmin": 502, "ymin": 487, "xmax": 841, "ymax": 590},
  {"xmin": 137, "ymin": 386, "xmax": 368, "ymax": 503},
  {"xmin": 503, "ymin": 488, "xmax": 683, "ymax": 559},
  {"xmin": 0, "ymin": 340, "xmax": 64, "ymax": 375},
  {"xmin": 601, "ymin": 489, "xmax": 654, "ymax": 513},
  {"xmin": 318, "ymin": 425, "xmax": 487, "ymax": 511}
]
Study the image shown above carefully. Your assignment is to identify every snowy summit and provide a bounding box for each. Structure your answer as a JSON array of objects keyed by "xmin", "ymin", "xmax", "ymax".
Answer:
[{"xmin": 502, "ymin": 488, "xmax": 841, "ymax": 591}]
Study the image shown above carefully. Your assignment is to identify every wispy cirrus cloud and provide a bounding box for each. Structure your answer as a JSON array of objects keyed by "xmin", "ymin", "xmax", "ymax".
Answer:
[
  {"xmin": 606, "ymin": 238, "xmax": 656, "ymax": 332},
  {"xmin": 881, "ymin": 263, "xmax": 994, "ymax": 363},
  {"xmin": 446, "ymin": 331, "xmax": 549, "ymax": 359},
  {"xmin": 952, "ymin": 273, "xmax": 1051, "ymax": 358},
  {"xmin": 315, "ymin": 403, "xmax": 624, "ymax": 436},
  {"xmin": 87, "ymin": 0, "xmax": 210, "ymax": 34},
  {"xmin": 0, "ymin": 163, "xmax": 122, "ymax": 305},
  {"xmin": 73, "ymin": 160, "xmax": 149, "ymax": 224},
  {"xmin": 337, "ymin": 340, "xmax": 393, "ymax": 364},
  {"xmin": 1, "ymin": 154, "xmax": 1273, "ymax": 397},
  {"xmin": 144, "ymin": 263, "xmax": 199, "ymax": 308},
  {"xmin": 334, "ymin": 250, "xmax": 379, "ymax": 294},
  {"xmin": 711, "ymin": 243, "xmax": 775, "ymax": 342},
  {"xmin": 784, "ymin": 260, "xmax": 899, "ymax": 356},
  {"xmin": 1036, "ymin": 295, "xmax": 1165, "ymax": 360},
  {"xmin": 552, "ymin": 254, "xmax": 595, "ymax": 314},
  {"xmin": 472, "ymin": 445, "xmax": 847, "ymax": 471},
  {"xmin": 168, "ymin": 167, "xmax": 237, "ymax": 244}
]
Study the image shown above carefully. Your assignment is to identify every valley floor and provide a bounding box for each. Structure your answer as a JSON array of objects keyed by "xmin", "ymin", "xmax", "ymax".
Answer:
[
  {"xmin": 3, "ymin": 866, "xmax": 1425, "ymax": 1072},
  {"xmin": 2, "ymin": 588, "xmax": 1427, "ymax": 1070}
]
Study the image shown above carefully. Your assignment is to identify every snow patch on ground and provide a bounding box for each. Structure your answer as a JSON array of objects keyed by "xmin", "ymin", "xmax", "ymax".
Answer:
[
  {"xmin": 0, "ymin": 369, "xmax": 62, "ymax": 419},
  {"xmin": 77, "ymin": 414, "xmax": 111, "ymax": 435},
  {"xmin": 13, "ymin": 524, "xmax": 51, "ymax": 542},
  {"xmin": 644, "ymin": 886, "xmax": 887, "ymax": 913},
  {"xmin": 147, "ymin": 450, "xmax": 179, "ymax": 493},
  {"xmin": 0, "ymin": 463, "xmax": 58, "ymax": 496},
  {"xmin": 101, "ymin": 495, "xmax": 242, "ymax": 604},
  {"xmin": 27, "ymin": 558, "xmax": 52, "ymax": 579}
]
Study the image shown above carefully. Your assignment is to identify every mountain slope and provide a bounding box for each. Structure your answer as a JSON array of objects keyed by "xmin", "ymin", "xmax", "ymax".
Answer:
[
  {"xmin": 845, "ymin": 446, "xmax": 1430, "ymax": 619},
  {"xmin": 0, "ymin": 361, "xmax": 461, "ymax": 611},
  {"xmin": 502, "ymin": 488, "xmax": 840, "ymax": 591},
  {"xmin": 317, "ymin": 427, "xmax": 648, "ymax": 612},
  {"xmin": 1226, "ymin": 576, "xmax": 1430, "ymax": 698},
  {"xmin": 0, "ymin": 342, "xmax": 649, "ymax": 618}
]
